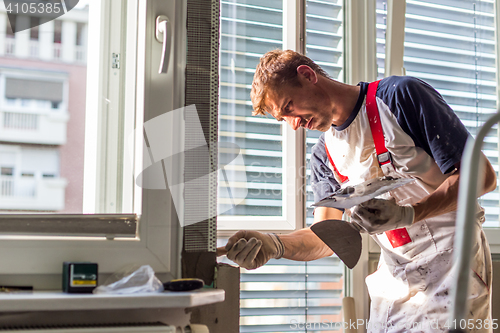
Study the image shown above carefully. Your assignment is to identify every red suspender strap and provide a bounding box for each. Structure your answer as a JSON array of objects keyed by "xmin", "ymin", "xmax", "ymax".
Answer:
[
  {"xmin": 366, "ymin": 80, "xmax": 392, "ymax": 167},
  {"xmin": 367, "ymin": 80, "xmax": 411, "ymax": 248},
  {"xmin": 325, "ymin": 143, "xmax": 349, "ymax": 184},
  {"xmin": 323, "ymin": 80, "xmax": 391, "ymax": 185}
]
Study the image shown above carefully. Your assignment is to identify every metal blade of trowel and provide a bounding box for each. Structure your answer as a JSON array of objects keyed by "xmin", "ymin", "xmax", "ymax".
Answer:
[
  {"xmin": 310, "ymin": 219, "xmax": 362, "ymax": 269},
  {"xmin": 312, "ymin": 177, "xmax": 415, "ymax": 209}
]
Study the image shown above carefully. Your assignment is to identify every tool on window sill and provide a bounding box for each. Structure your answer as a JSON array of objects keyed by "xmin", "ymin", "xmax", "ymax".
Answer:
[
  {"xmin": 62, "ymin": 262, "xmax": 98, "ymax": 293},
  {"xmin": 163, "ymin": 278, "xmax": 204, "ymax": 292},
  {"xmin": 0, "ymin": 285, "xmax": 33, "ymax": 293}
]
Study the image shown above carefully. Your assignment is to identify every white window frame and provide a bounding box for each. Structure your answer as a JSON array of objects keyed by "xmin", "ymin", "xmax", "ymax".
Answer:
[
  {"xmin": 0, "ymin": 0, "xmax": 185, "ymax": 288},
  {"xmin": 490, "ymin": 0, "xmax": 500, "ymax": 250},
  {"xmin": 217, "ymin": 0, "xmax": 306, "ymax": 234},
  {"xmin": 383, "ymin": 0, "xmax": 406, "ymax": 77},
  {"xmin": 83, "ymin": 0, "xmax": 134, "ymax": 214},
  {"xmin": 343, "ymin": 1, "xmax": 378, "ymax": 330}
]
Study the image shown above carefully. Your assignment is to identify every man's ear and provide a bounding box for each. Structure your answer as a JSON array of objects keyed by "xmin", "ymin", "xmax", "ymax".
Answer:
[{"xmin": 297, "ymin": 65, "xmax": 318, "ymax": 84}]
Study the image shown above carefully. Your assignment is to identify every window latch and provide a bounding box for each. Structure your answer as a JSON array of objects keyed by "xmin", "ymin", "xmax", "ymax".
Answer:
[{"xmin": 155, "ymin": 15, "xmax": 171, "ymax": 74}]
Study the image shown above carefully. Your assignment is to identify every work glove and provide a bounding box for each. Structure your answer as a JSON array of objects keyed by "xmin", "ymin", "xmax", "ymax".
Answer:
[
  {"xmin": 350, "ymin": 198, "xmax": 414, "ymax": 235},
  {"xmin": 218, "ymin": 230, "xmax": 284, "ymax": 270}
]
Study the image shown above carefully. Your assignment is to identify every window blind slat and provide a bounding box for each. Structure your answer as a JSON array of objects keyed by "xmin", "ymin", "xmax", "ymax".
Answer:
[
  {"xmin": 241, "ymin": 306, "xmax": 342, "ymax": 316},
  {"xmin": 241, "ymin": 289, "xmax": 342, "ymax": 299}
]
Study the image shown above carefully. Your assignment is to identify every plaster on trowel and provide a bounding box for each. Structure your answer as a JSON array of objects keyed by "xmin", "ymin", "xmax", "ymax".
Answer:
[
  {"xmin": 312, "ymin": 176, "xmax": 414, "ymax": 210},
  {"xmin": 310, "ymin": 177, "xmax": 415, "ymax": 269}
]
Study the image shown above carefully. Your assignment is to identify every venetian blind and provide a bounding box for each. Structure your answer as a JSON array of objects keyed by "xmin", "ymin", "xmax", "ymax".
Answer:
[
  {"xmin": 219, "ymin": 0, "xmax": 345, "ymax": 332},
  {"xmin": 376, "ymin": 0, "xmax": 499, "ymax": 226}
]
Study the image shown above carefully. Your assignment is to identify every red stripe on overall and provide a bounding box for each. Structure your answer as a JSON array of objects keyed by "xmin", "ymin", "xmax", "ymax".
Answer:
[{"xmin": 326, "ymin": 80, "xmax": 412, "ymax": 248}]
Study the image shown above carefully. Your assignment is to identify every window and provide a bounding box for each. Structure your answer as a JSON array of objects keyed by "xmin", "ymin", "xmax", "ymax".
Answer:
[
  {"xmin": 76, "ymin": 22, "xmax": 85, "ymax": 46},
  {"xmin": 1, "ymin": 167, "xmax": 13, "ymax": 176},
  {"xmin": 218, "ymin": 0, "xmax": 346, "ymax": 332},
  {"xmin": 218, "ymin": 0, "xmax": 293, "ymax": 230},
  {"xmin": 0, "ymin": 145, "xmax": 61, "ymax": 209},
  {"xmin": 53, "ymin": 20, "xmax": 62, "ymax": 43},
  {"xmin": 6, "ymin": 13, "xmax": 14, "ymax": 36},
  {"xmin": 376, "ymin": 0, "xmax": 499, "ymax": 227},
  {"xmin": 29, "ymin": 17, "xmax": 39, "ymax": 40},
  {"xmin": 305, "ymin": 0, "xmax": 344, "ymax": 226},
  {"xmin": 218, "ymin": 0, "xmax": 345, "ymax": 230},
  {"xmin": 0, "ymin": 0, "xmax": 184, "ymax": 288}
]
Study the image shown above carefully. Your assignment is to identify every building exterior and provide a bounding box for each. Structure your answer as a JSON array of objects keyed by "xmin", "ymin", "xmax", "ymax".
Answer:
[{"xmin": 0, "ymin": 6, "xmax": 88, "ymax": 213}]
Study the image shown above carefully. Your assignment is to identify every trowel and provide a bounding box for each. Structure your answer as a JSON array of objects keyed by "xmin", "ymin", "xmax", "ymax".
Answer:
[
  {"xmin": 310, "ymin": 177, "xmax": 415, "ymax": 268},
  {"xmin": 312, "ymin": 176, "xmax": 414, "ymax": 209},
  {"xmin": 311, "ymin": 219, "xmax": 362, "ymax": 269}
]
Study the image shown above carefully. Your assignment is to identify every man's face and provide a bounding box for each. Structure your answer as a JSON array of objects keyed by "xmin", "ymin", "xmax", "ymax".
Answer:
[{"xmin": 265, "ymin": 81, "xmax": 334, "ymax": 132}]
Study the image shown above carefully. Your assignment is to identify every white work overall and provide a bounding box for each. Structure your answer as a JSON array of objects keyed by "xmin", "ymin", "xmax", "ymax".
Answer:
[{"xmin": 324, "ymin": 81, "xmax": 492, "ymax": 332}]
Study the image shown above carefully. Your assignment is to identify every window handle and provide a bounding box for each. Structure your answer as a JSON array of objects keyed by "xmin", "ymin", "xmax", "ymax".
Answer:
[{"xmin": 155, "ymin": 15, "xmax": 171, "ymax": 74}]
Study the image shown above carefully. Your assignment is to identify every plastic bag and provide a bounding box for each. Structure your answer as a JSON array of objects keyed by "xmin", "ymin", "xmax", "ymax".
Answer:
[{"xmin": 93, "ymin": 265, "xmax": 164, "ymax": 294}]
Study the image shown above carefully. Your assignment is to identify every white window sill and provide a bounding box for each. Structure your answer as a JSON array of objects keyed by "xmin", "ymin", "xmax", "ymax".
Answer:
[{"xmin": 0, "ymin": 289, "xmax": 225, "ymax": 312}]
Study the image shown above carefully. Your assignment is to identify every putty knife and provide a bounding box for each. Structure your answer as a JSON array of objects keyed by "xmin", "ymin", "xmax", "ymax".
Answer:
[
  {"xmin": 216, "ymin": 221, "xmax": 362, "ymax": 269},
  {"xmin": 310, "ymin": 219, "xmax": 362, "ymax": 269}
]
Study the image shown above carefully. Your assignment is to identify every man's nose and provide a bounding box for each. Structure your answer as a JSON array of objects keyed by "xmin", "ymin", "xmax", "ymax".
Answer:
[{"xmin": 283, "ymin": 115, "xmax": 301, "ymax": 130}]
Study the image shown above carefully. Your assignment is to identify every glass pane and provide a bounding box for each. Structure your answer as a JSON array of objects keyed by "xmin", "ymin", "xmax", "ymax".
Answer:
[
  {"xmin": 305, "ymin": 0, "xmax": 344, "ymax": 226},
  {"xmin": 377, "ymin": 0, "xmax": 499, "ymax": 226},
  {"xmin": 0, "ymin": 0, "xmax": 134, "ymax": 215},
  {"xmin": 0, "ymin": 2, "xmax": 88, "ymax": 213},
  {"xmin": 218, "ymin": 0, "xmax": 284, "ymax": 217}
]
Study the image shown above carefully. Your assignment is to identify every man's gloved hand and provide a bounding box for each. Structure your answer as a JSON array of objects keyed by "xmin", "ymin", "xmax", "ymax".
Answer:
[
  {"xmin": 350, "ymin": 198, "xmax": 414, "ymax": 235},
  {"xmin": 220, "ymin": 230, "xmax": 284, "ymax": 270}
]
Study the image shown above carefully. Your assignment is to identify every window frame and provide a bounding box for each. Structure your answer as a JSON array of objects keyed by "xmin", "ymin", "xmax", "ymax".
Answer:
[
  {"xmin": 217, "ymin": 0, "xmax": 307, "ymax": 234},
  {"xmin": 343, "ymin": 1, "xmax": 378, "ymax": 329},
  {"xmin": 0, "ymin": 0, "xmax": 184, "ymax": 287}
]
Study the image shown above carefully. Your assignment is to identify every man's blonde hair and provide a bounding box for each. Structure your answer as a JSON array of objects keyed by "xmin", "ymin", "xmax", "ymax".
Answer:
[{"xmin": 250, "ymin": 49, "xmax": 329, "ymax": 116}]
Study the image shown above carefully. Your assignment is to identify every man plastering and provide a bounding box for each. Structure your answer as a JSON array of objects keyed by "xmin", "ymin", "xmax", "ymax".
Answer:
[{"xmin": 219, "ymin": 49, "xmax": 497, "ymax": 332}]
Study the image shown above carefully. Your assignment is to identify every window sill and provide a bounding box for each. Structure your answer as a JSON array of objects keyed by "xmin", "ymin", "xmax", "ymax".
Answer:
[{"xmin": 0, "ymin": 289, "xmax": 225, "ymax": 312}]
